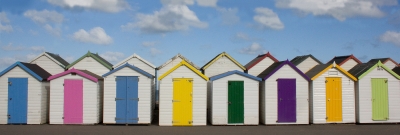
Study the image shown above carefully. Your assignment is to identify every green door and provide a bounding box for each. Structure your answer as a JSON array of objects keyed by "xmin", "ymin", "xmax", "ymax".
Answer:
[
  {"xmin": 372, "ymin": 78, "xmax": 389, "ymax": 121},
  {"xmin": 228, "ymin": 81, "xmax": 244, "ymax": 124}
]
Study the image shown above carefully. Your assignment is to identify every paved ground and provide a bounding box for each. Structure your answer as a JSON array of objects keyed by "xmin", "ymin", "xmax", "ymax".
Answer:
[{"xmin": 1, "ymin": 124, "xmax": 400, "ymax": 135}]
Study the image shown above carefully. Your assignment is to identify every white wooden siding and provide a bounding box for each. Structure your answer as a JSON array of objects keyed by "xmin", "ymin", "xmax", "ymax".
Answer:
[
  {"xmin": 262, "ymin": 65, "xmax": 309, "ymax": 124},
  {"xmin": 159, "ymin": 66, "xmax": 207, "ymax": 126},
  {"xmin": 31, "ymin": 55, "xmax": 65, "ymax": 75},
  {"xmin": 49, "ymin": 74, "xmax": 101, "ymax": 124},
  {"xmin": 0, "ymin": 66, "xmax": 47, "ymax": 124},
  {"xmin": 384, "ymin": 61, "xmax": 398, "ymax": 70},
  {"xmin": 356, "ymin": 69, "xmax": 400, "ymax": 123},
  {"xmin": 158, "ymin": 57, "xmax": 183, "ymax": 77},
  {"xmin": 340, "ymin": 59, "xmax": 358, "ymax": 71},
  {"xmin": 297, "ymin": 57, "xmax": 319, "ymax": 73},
  {"xmin": 310, "ymin": 68, "xmax": 355, "ymax": 124},
  {"xmin": 209, "ymin": 74, "xmax": 259, "ymax": 125},
  {"xmin": 69, "ymin": 57, "xmax": 110, "ymax": 76},
  {"xmin": 204, "ymin": 56, "xmax": 243, "ymax": 77},
  {"xmin": 247, "ymin": 58, "xmax": 275, "ymax": 77},
  {"xmin": 103, "ymin": 67, "xmax": 154, "ymax": 124},
  {"xmin": 114, "ymin": 57, "xmax": 155, "ymax": 76}
]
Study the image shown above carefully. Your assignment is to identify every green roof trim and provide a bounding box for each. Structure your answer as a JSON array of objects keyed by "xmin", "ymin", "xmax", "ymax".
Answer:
[
  {"xmin": 358, "ymin": 61, "xmax": 400, "ymax": 80},
  {"xmin": 65, "ymin": 51, "xmax": 113, "ymax": 70}
]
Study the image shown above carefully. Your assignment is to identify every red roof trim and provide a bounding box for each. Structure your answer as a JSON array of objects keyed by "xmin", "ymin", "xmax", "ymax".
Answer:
[
  {"xmin": 383, "ymin": 58, "xmax": 398, "ymax": 65},
  {"xmin": 246, "ymin": 52, "xmax": 279, "ymax": 70},
  {"xmin": 330, "ymin": 54, "xmax": 362, "ymax": 66}
]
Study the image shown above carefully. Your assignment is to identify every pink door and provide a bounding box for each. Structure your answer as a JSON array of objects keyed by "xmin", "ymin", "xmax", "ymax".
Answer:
[{"xmin": 64, "ymin": 79, "xmax": 83, "ymax": 124}]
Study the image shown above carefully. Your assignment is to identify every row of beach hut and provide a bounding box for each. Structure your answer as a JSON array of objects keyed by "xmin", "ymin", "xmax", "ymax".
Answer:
[{"xmin": 1, "ymin": 51, "xmax": 400, "ymax": 126}]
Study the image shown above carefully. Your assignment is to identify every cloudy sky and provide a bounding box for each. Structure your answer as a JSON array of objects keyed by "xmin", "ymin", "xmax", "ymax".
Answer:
[{"xmin": 0, "ymin": 0, "xmax": 400, "ymax": 70}]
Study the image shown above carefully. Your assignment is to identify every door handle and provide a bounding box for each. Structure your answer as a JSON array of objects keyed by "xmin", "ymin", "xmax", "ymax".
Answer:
[
  {"xmin": 328, "ymin": 99, "xmax": 330, "ymax": 101},
  {"xmin": 228, "ymin": 102, "xmax": 231, "ymax": 104},
  {"xmin": 280, "ymin": 98, "xmax": 282, "ymax": 101},
  {"xmin": 7, "ymin": 115, "xmax": 10, "ymax": 119},
  {"xmin": 9, "ymin": 98, "xmax": 12, "ymax": 100}
]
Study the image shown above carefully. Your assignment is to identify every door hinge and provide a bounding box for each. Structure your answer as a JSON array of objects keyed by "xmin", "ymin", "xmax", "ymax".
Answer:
[
  {"xmin": 115, "ymin": 117, "xmax": 122, "ymax": 121},
  {"xmin": 63, "ymin": 83, "xmax": 64, "ymax": 86},
  {"xmin": 129, "ymin": 98, "xmax": 139, "ymax": 101},
  {"xmin": 325, "ymin": 80, "xmax": 328, "ymax": 83},
  {"xmin": 62, "ymin": 117, "xmax": 64, "ymax": 119},
  {"xmin": 172, "ymin": 121, "xmax": 179, "ymax": 123},
  {"xmin": 7, "ymin": 114, "xmax": 10, "ymax": 119},
  {"xmin": 385, "ymin": 80, "xmax": 388, "ymax": 83},
  {"xmin": 115, "ymin": 98, "xmax": 124, "ymax": 101},
  {"xmin": 188, "ymin": 121, "xmax": 193, "ymax": 124},
  {"xmin": 130, "ymin": 118, "xmax": 139, "ymax": 121},
  {"xmin": 8, "ymin": 82, "xmax": 11, "ymax": 85},
  {"xmin": 325, "ymin": 117, "xmax": 328, "ymax": 120}
]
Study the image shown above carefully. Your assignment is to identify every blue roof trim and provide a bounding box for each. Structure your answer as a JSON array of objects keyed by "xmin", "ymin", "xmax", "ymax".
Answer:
[
  {"xmin": 102, "ymin": 63, "xmax": 154, "ymax": 78},
  {"xmin": 0, "ymin": 61, "xmax": 43, "ymax": 81},
  {"xmin": 209, "ymin": 70, "xmax": 262, "ymax": 81},
  {"xmin": 263, "ymin": 60, "xmax": 311, "ymax": 81}
]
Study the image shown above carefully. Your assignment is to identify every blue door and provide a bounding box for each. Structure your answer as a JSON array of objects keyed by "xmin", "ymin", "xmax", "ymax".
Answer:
[
  {"xmin": 116, "ymin": 76, "xmax": 138, "ymax": 124},
  {"xmin": 8, "ymin": 78, "xmax": 28, "ymax": 124}
]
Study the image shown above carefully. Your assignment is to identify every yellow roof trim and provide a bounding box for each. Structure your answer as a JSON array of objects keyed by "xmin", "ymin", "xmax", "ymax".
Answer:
[
  {"xmin": 202, "ymin": 52, "xmax": 246, "ymax": 70},
  {"xmin": 311, "ymin": 64, "xmax": 357, "ymax": 81},
  {"xmin": 158, "ymin": 60, "xmax": 209, "ymax": 81}
]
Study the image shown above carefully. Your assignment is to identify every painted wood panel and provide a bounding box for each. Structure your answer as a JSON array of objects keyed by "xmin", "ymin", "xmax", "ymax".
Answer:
[
  {"xmin": 228, "ymin": 81, "xmax": 244, "ymax": 124},
  {"xmin": 247, "ymin": 58, "xmax": 275, "ymax": 77},
  {"xmin": 172, "ymin": 78, "xmax": 193, "ymax": 126},
  {"xmin": 157, "ymin": 57, "xmax": 183, "ymax": 78},
  {"xmin": 31, "ymin": 55, "xmax": 65, "ymax": 75},
  {"xmin": 7, "ymin": 78, "xmax": 28, "ymax": 124},
  {"xmin": 64, "ymin": 79, "xmax": 83, "ymax": 124},
  {"xmin": 384, "ymin": 61, "xmax": 397, "ymax": 70},
  {"xmin": 204, "ymin": 56, "xmax": 243, "ymax": 77},
  {"xmin": 371, "ymin": 78, "xmax": 388, "ymax": 120},
  {"xmin": 277, "ymin": 79, "xmax": 296, "ymax": 122},
  {"xmin": 340, "ymin": 59, "xmax": 358, "ymax": 71},
  {"xmin": 68, "ymin": 57, "xmax": 110, "ymax": 76},
  {"xmin": 297, "ymin": 57, "xmax": 320, "ymax": 73},
  {"xmin": 114, "ymin": 57, "xmax": 155, "ymax": 76},
  {"xmin": 326, "ymin": 77, "xmax": 342, "ymax": 122}
]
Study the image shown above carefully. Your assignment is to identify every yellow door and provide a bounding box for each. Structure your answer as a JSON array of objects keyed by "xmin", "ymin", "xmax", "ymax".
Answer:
[
  {"xmin": 326, "ymin": 77, "xmax": 342, "ymax": 122},
  {"xmin": 172, "ymin": 78, "xmax": 193, "ymax": 126}
]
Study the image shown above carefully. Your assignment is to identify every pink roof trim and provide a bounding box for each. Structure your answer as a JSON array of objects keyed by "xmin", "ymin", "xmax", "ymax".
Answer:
[{"xmin": 48, "ymin": 68, "xmax": 98, "ymax": 82}]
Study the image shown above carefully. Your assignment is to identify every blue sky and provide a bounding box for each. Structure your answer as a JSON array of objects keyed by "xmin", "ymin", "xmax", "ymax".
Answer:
[{"xmin": 1, "ymin": 0, "xmax": 400, "ymax": 71}]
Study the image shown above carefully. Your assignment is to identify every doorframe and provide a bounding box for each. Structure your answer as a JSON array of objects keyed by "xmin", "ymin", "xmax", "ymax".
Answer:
[{"xmin": 226, "ymin": 80, "xmax": 244, "ymax": 124}]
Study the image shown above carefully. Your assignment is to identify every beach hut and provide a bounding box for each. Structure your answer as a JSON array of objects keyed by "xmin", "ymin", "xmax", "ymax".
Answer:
[
  {"xmin": 244, "ymin": 52, "xmax": 279, "ymax": 77},
  {"xmin": 326, "ymin": 54, "xmax": 362, "ymax": 71},
  {"xmin": 290, "ymin": 54, "xmax": 323, "ymax": 73},
  {"xmin": 29, "ymin": 52, "xmax": 70, "ymax": 75},
  {"xmin": 306, "ymin": 62, "xmax": 357, "ymax": 124},
  {"xmin": 65, "ymin": 51, "xmax": 113, "ymax": 76},
  {"xmin": 158, "ymin": 60, "xmax": 208, "ymax": 126},
  {"xmin": 367, "ymin": 58, "xmax": 398, "ymax": 70},
  {"xmin": 48, "ymin": 68, "xmax": 103, "ymax": 124},
  {"xmin": 208, "ymin": 70, "xmax": 261, "ymax": 125},
  {"xmin": 102, "ymin": 63, "xmax": 155, "ymax": 124},
  {"xmin": 113, "ymin": 53, "xmax": 156, "ymax": 76},
  {"xmin": 349, "ymin": 61, "xmax": 400, "ymax": 123},
  {"xmin": 157, "ymin": 53, "xmax": 200, "ymax": 78},
  {"xmin": 0, "ymin": 62, "xmax": 51, "ymax": 124},
  {"xmin": 201, "ymin": 52, "xmax": 246, "ymax": 77},
  {"xmin": 258, "ymin": 60, "xmax": 310, "ymax": 125}
]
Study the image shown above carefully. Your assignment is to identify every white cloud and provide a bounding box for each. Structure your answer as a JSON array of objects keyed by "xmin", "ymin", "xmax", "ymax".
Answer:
[
  {"xmin": 142, "ymin": 41, "xmax": 157, "ymax": 47},
  {"xmin": 44, "ymin": 24, "xmax": 61, "ymax": 36},
  {"xmin": 64, "ymin": 56, "xmax": 75, "ymax": 63},
  {"xmin": 217, "ymin": 8, "xmax": 239, "ymax": 25},
  {"xmin": 30, "ymin": 46, "xmax": 46, "ymax": 52},
  {"xmin": 380, "ymin": 31, "xmax": 400, "ymax": 46},
  {"xmin": 239, "ymin": 42, "xmax": 267, "ymax": 55},
  {"xmin": 161, "ymin": 0, "xmax": 218, "ymax": 7},
  {"xmin": 0, "ymin": 23, "xmax": 13, "ymax": 33},
  {"xmin": 47, "ymin": 0, "xmax": 129, "ymax": 13},
  {"xmin": 276, "ymin": 0, "xmax": 397, "ymax": 21},
  {"xmin": 0, "ymin": 54, "xmax": 39, "ymax": 69},
  {"xmin": 122, "ymin": 4, "xmax": 208, "ymax": 33},
  {"xmin": 196, "ymin": 0, "xmax": 218, "ymax": 7},
  {"xmin": 0, "ymin": 12, "xmax": 10, "ymax": 23},
  {"xmin": 1, "ymin": 43, "xmax": 46, "ymax": 52},
  {"xmin": 231, "ymin": 32, "xmax": 264, "ymax": 42},
  {"xmin": 23, "ymin": 10, "xmax": 64, "ymax": 24},
  {"xmin": 72, "ymin": 27, "xmax": 113, "ymax": 45},
  {"xmin": 100, "ymin": 51, "xmax": 125, "ymax": 64},
  {"xmin": 253, "ymin": 7, "xmax": 284, "ymax": 30},
  {"xmin": 0, "ymin": 12, "xmax": 13, "ymax": 33},
  {"xmin": 150, "ymin": 48, "xmax": 162, "ymax": 56}
]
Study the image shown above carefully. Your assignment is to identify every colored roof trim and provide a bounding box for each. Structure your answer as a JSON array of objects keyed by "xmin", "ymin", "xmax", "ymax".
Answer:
[
  {"xmin": 157, "ymin": 53, "xmax": 200, "ymax": 70},
  {"xmin": 326, "ymin": 54, "xmax": 362, "ymax": 66},
  {"xmin": 393, "ymin": 66, "xmax": 400, "ymax": 76},
  {"xmin": 258, "ymin": 60, "xmax": 311, "ymax": 81},
  {"xmin": 209, "ymin": 70, "xmax": 261, "ymax": 81},
  {"xmin": 349, "ymin": 61, "xmax": 400, "ymax": 80},
  {"xmin": 201, "ymin": 52, "xmax": 246, "ymax": 71},
  {"xmin": 306, "ymin": 62, "xmax": 357, "ymax": 81},
  {"xmin": 290, "ymin": 54, "xmax": 323, "ymax": 66},
  {"xmin": 65, "ymin": 51, "xmax": 113, "ymax": 70},
  {"xmin": 48, "ymin": 68, "xmax": 99, "ymax": 82},
  {"xmin": 29, "ymin": 52, "xmax": 70, "ymax": 68},
  {"xmin": 368, "ymin": 58, "xmax": 398, "ymax": 65},
  {"xmin": 103, "ymin": 63, "xmax": 154, "ymax": 78},
  {"xmin": 113, "ymin": 53, "xmax": 156, "ymax": 69},
  {"xmin": 244, "ymin": 52, "xmax": 279, "ymax": 70},
  {"xmin": 158, "ymin": 60, "xmax": 208, "ymax": 81},
  {"xmin": 0, "ymin": 61, "xmax": 51, "ymax": 81}
]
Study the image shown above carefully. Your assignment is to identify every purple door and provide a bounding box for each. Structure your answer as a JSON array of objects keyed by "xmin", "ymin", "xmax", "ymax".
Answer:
[
  {"xmin": 277, "ymin": 79, "xmax": 296, "ymax": 122},
  {"xmin": 64, "ymin": 79, "xmax": 83, "ymax": 124}
]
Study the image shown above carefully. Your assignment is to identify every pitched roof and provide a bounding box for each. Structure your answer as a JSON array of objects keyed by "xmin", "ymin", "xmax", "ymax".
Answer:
[
  {"xmin": 393, "ymin": 66, "xmax": 400, "ymax": 76},
  {"xmin": 48, "ymin": 68, "xmax": 101, "ymax": 82},
  {"xmin": 290, "ymin": 54, "xmax": 323, "ymax": 66},
  {"xmin": 244, "ymin": 52, "xmax": 279, "ymax": 70},
  {"xmin": 113, "ymin": 53, "xmax": 156, "ymax": 69},
  {"xmin": 201, "ymin": 52, "xmax": 246, "ymax": 71},
  {"xmin": 158, "ymin": 60, "xmax": 208, "ymax": 81},
  {"xmin": 209, "ymin": 70, "xmax": 261, "ymax": 81},
  {"xmin": 29, "ymin": 52, "xmax": 70, "ymax": 68},
  {"xmin": 326, "ymin": 54, "xmax": 362, "ymax": 65},
  {"xmin": 306, "ymin": 62, "xmax": 357, "ymax": 81},
  {"xmin": 349, "ymin": 61, "xmax": 400, "ymax": 79},
  {"xmin": 103, "ymin": 63, "xmax": 154, "ymax": 78},
  {"xmin": 157, "ymin": 53, "xmax": 200, "ymax": 70},
  {"xmin": 257, "ymin": 60, "xmax": 310, "ymax": 81},
  {"xmin": 0, "ymin": 61, "xmax": 51, "ymax": 81},
  {"xmin": 368, "ymin": 58, "xmax": 398, "ymax": 65},
  {"xmin": 65, "ymin": 51, "xmax": 113, "ymax": 70}
]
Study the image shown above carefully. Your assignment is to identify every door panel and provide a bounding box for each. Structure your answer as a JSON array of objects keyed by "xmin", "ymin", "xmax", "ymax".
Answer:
[
  {"xmin": 127, "ymin": 77, "xmax": 139, "ymax": 124},
  {"xmin": 228, "ymin": 81, "xmax": 244, "ymax": 124},
  {"xmin": 372, "ymin": 78, "xmax": 389, "ymax": 120},
  {"xmin": 116, "ymin": 77, "xmax": 127, "ymax": 123},
  {"xmin": 172, "ymin": 78, "xmax": 193, "ymax": 126},
  {"xmin": 7, "ymin": 78, "xmax": 28, "ymax": 124},
  {"xmin": 116, "ymin": 76, "xmax": 139, "ymax": 124},
  {"xmin": 64, "ymin": 79, "xmax": 83, "ymax": 124},
  {"xmin": 326, "ymin": 77, "xmax": 342, "ymax": 122},
  {"xmin": 277, "ymin": 79, "xmax": 296, "ymax": 122}
]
